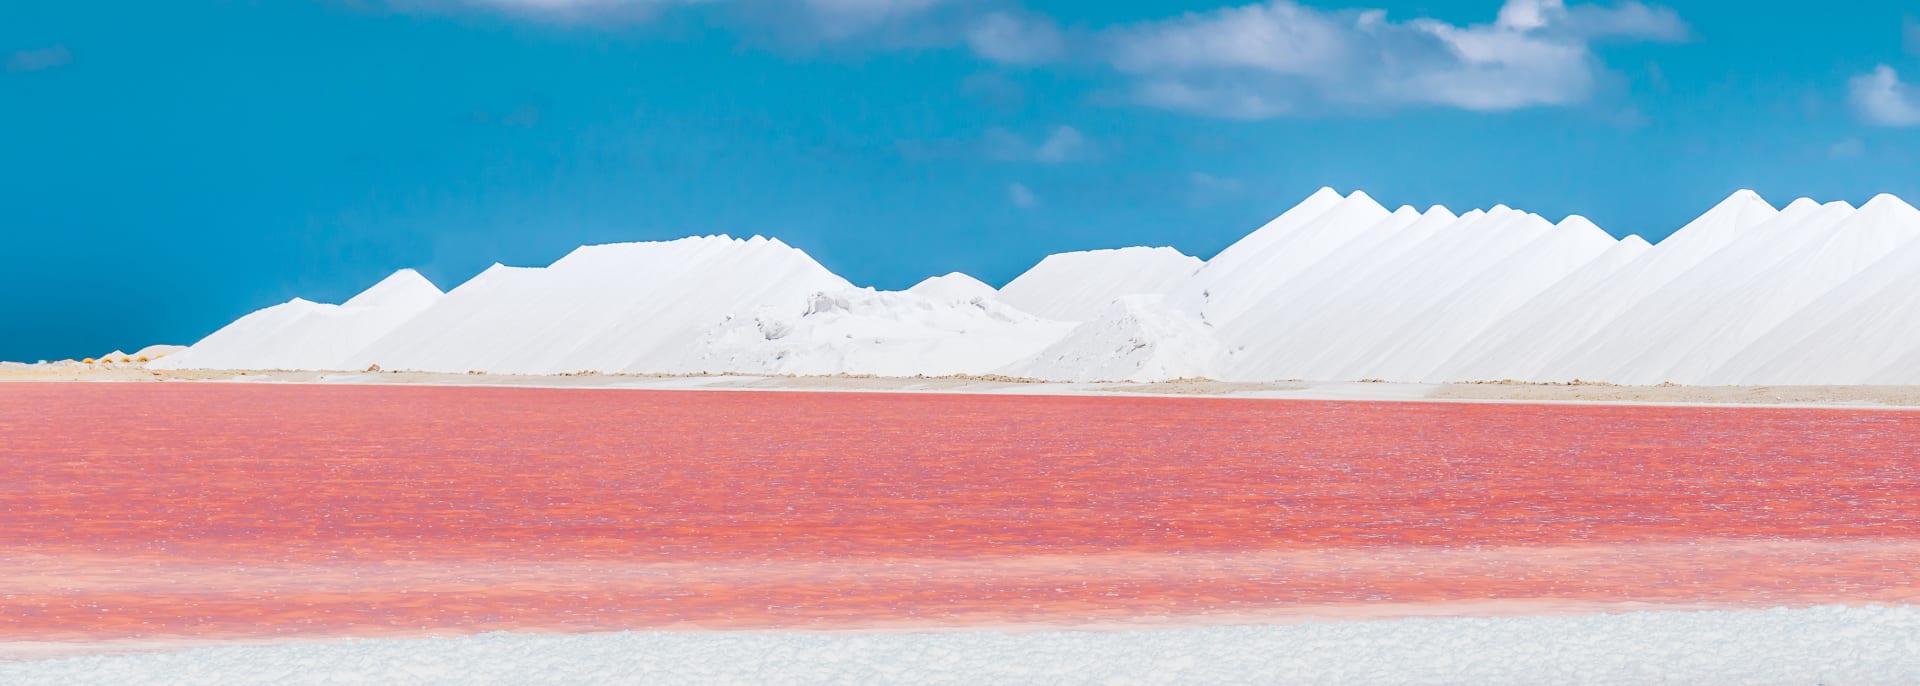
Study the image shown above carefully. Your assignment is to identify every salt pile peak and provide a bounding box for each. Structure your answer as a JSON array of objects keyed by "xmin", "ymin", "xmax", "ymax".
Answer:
[
  {"xmin": 1252, "ymin": 205, "xmax": 1571, "ymax": 381},
  {"xmin": 907, "ymin": 272, "xmax": 998, "ymax": 303},
  {"xmin": 345, "ymin": 235, "xmax": 851, "ymax": 375},
  {"xmin": 1604, "ymin": 195, "xmax": 1920, "ymax": 385},
  {"xmin": 1183, "ymin": 189, "xmax": 1395, "ymax": 326},
  {"xmin": 1201, "ymin": 203, "xmax": 1454, "ymax": 368},
  {"xmin": 162, "ymin": 189, "xmax": 1920, "ymax": 385},
  {"xmin": 1433, "ymin": 190, "xmax": 1782, "ymax": 382},
  {"xmin": 1538, "ymin": 198, "xmax": 1852, "ymax": 384},
  {"xmin": 1706, "ymin": 197, "xmax": 1920, "ymax": 385},
  {"xmin": 153, "ymin": 269, "xmax": 444, "ymax": 371}
]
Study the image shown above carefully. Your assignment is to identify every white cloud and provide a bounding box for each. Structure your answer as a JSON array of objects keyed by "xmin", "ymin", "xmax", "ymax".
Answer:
[
  {"xmin": 1187, "ymin": 172, "xmax": 1246, "ymax": 206},
  {"xmin": 6, "ymin": 45, "xmax": 72, "ymax": 73},
  {"xmin": 1190, "ymin": 172, "xmax": 1244, "ymax": 192},
  {"xmin": 1558, "ymin": 1, "xmax": 1687, "ymax": 41},
  {"xmin": 1850, "ymin": 65, "xmax": 1920, "ymax": 127},
  {"xmin": 1099, "ymin": 0, "xmax": 1686, "ymax": 117},
  {"xmin": 428, "ymin": 0, "xmax": 705, "ymax": 21},
  {"xmin": 1107, "ymin": 2, "xmax": 1348, "ymax": 77},
  {"xmin": 966, "ymin": 11, "xmax": 1064, "ymax": 64},
  {"xmin": 384, "ymin": 0, "xmax": 1689, "ymax": 120},
  {"xmin": 1008, "ymin": 182, "xmax": 1038, "ymax": 208},
  {"xmin": 1129, "ymin": 80, "xmax": 1289, "ymax": 119},
  {"xmin": 1497, "ymin": 0, "xmax": 1686, "ymax": 40},
  {"xmin": 399, "ymin": 0, "xmax": 948, "ymax": 39},
  {"xmin": 1032, "ymin": 126, "xmax": 1087, "ymax": 163},
  {"xmin": 981, "ymin": 125, "xmax": 1091, "ymax": 163},
  {"xmin": 1495, "ymin": 0, "xmax": 1556, "ymax": 31}
]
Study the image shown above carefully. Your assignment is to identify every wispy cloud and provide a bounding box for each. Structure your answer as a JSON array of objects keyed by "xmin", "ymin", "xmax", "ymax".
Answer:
[
  {"xmin": 395, "ymin": 0, "xmax": 953, "ymax": 41},
  {"xmin": 1503, "ymin": 0, "xmax": 1687, "ymax": 40},
  {"xmin": 1032, "ymin": 126, "xmax": 1087, "ymax": 163},
  {"xmin": 411, "ymin": 0, "xmax": 707, "ymax": 23},
  {"xmin": 6, "ymin": 45, "xmax": 73, "ymax": 73},
  {"xmin": 1007, "ymin": 182, "xmax": 1039, "ymax": 208},
  {"xmin": 1187, "ymin": 172, "xmax": 1245, "ymax": 207},
  {"xmin": 398, "ymin": 0, "xmax": 1687, "ymax": 119},
  {"xmin": 964, "ymin": 11, "xmax": 1064, "ymax": 64},
  {"xmin": 1094, "ymin": 0, "xmax": 1687, "ymax": 118},
  {"xmin": 1829, "ymin": 138, "xmax": 1865, "ymax": 159},
  {"xmin": 1850, "ymin": 65, "xmax": 1920, "ymax": 127},
  {"xmin": 982, "ymin": 125, "xmax": 1092, "ymax": 163},
  {"xmin": 1190, "ymin": 172, "xmax": 1244, "ymax": 193}
]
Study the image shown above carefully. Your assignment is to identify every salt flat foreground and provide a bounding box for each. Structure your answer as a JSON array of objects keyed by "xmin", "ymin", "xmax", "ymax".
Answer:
[{"xmin": 6, "ymin": 606, "xmax": 1918, "ymax": 685}]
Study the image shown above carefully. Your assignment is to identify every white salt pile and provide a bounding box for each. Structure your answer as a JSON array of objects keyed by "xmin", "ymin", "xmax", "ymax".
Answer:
[
  {"xmin": 155, "ymin": 270, "xmax": 442, "ymax": 371},
  {"xmin": 131, "ymin": 344, "xmax": 187, "ymax": 361},
  {"xmin": 1003, "ymin": 295, "xmax": 1220, "ymax": 382},
  {"xmin": 157, "ymin": 189, "xmax": 1920, "ymax": 385},
  {"xmin": 687, "ymin": 287, "xmax": 1073, "ymax": 378},
  {"xmin": 905, "ymin": 272, "xmax": 999, "ymax": 304}
]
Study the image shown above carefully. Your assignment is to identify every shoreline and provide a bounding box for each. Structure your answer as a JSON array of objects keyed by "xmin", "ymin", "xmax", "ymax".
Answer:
[
  {"xmin": 0, "ymin": 599, "xmax": 1894, "ymax": 663},
  {"xmin": 8, "ymin": 365, "xmax": 1920, "ymax": 410}
]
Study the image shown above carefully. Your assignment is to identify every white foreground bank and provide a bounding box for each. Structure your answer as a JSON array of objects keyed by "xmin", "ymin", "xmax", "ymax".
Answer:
[{"xmin": 5, "ymin": 605, "xmax": 1917, "ymax": 685}]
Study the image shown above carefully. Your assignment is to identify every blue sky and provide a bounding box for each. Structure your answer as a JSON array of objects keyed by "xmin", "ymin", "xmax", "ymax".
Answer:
[{"xmin": 3, "ymin": 0, "xmax": 1919, "ymax": 360}]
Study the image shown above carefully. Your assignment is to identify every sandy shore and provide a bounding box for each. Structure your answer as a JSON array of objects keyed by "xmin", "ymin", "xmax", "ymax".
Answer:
[{"xmin": 6, "ymin": 364, "xmax": 1920, "ymax": 408}]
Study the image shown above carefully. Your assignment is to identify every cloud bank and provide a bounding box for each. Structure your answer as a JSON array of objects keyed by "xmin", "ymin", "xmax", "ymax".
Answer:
[
  {"xmin": 387, "ymin": 0, "xmax": 1688, "ymax": 118},
  {"xmin": 1088, "ymin": 0, "xmax": 1687, "ymax": 118}
]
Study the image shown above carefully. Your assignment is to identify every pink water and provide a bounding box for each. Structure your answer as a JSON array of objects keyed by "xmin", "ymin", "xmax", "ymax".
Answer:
[{"xmin": 2, "ymin": 383, "xmax": 1916, "ymax": 640}]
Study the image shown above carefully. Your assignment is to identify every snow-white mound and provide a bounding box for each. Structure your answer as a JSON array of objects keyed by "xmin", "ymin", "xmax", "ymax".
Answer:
[
  {"xmin": 905, "ymin": 272, "xmax": 997, "ymax": 303},
  {"xmin": 1184, "ymin": 188, "xmax": 1399, "ymax": 327},
  {"xmin": 344, "ymin": 236, "xmax": 851, "ymax": 375},
  {"xmin": 131, "ymin": 344, "xmax": 187, "ymax": 361},
  {"xmin": 998, "ymin": 247, "xmax": 1201, "ymax": 322},
  {"xmin": 1002, "ymin": 295, "xmax": 1220, "ymax": 382},
  {"xmin": 1435, "ymin": 190, "xmax": 1783, "ymax": 383},
  {"xmin": 1707, "ymin": 219, "xmax": 1920, "ymax": 385},
  {"xmin": 161, "ymin": 188, "xmax": 1920, "ymax": 385},
  {"xmin": 1610, "ymin": 194, "xmax": 1920, "ymax": 385},
  {"xmin": 1200, "ymin": 202, "xmax": 1453, "ymax": 361},
  {"xmin": 682, "ymin": 287, "xmax": 1073, "ymax": 377},
  {"xmin": 4, "ymin": 606, "xmax": 1916, "ymax": 685},
  {"xmin": 1361, "ymin": 217, "xmax": 1642, "ymax": 383},
  {"xmin": 153, "ymin": 270, "xmax": 443, "ymax": 371}
]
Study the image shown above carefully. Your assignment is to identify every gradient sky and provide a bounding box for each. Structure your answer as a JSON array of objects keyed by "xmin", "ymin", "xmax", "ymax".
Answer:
[{"xmin": 4, "ymin": 0, "xmax": 1919, "ymax": 361}]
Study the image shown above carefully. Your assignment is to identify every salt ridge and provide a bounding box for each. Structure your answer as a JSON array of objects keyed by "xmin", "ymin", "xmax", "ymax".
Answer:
[{"xmin": 160, "ymin": 189, "xmax": 1920, "ymax": 385}]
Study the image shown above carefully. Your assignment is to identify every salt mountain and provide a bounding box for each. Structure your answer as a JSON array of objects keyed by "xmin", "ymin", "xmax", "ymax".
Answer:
[{"xmin": 155, "ymin": 189, "xmax": 1920, "ymax": 385}]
